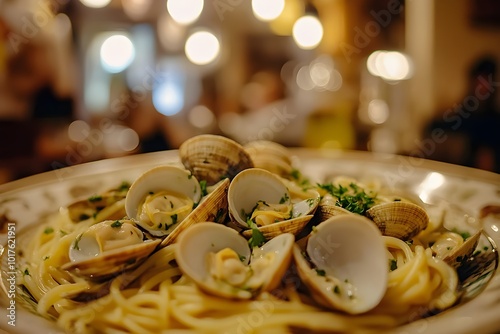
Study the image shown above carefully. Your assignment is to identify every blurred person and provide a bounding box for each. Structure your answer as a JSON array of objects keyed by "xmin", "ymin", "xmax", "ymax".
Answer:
[{"xmin": 426, "ymin": 56, "xmax": 500, "ymax": 173}]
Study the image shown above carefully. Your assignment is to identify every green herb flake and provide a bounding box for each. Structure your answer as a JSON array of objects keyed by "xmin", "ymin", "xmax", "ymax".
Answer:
[
  {"xmin": 333, "ymin": 285, "xmax": 341, "ymax": 295},
  {"xmin": 60, "ymin": 230, "xmax": 68, "ymax": 236},
  {"xmin": 315, "ymin": 269, "xmax": 326, "ymax": 276},
  {"xmin": 452, "ymin": 228, "xmax": 471, "ymax": 240},
  {"xmin": 111, "ymin": 220, "xmax": 123, "ymax": 228},
  {"xmin": 43, "ymin": 227, "xmax": 54, "ymax": 235},
  {"xmin": 171, "ymin": 214, "xmax": 178, "ymax": 225},
  {"xmin": 290, "ymin": 169, "xmax": 301, "ymax": 180},
  {"xmin": 73, "ymin": 233, "xmax": 83, "ymax": 250},
  {"xmin": 389, "ymin": 259, "xmax": 398, "ymax": 271},
  {"xmin": 279, "ymin": 193, "xmax": 290, "ymax": 204},
  {"xmin": 118, "ymin": 181, "xmax": 130, "ymax": 192},
  {"xmin": 88, "ymin": 195, "xmax": 103, "ymax": 202},
  {"xmin": 317, "ymin": 182, "xmax": 376, "ymax": 215},
  {"xmin": 246, "ymin": 218, "xmax": 266, "ymax": 248},
  {"xmin": 200, "ymin": 180, "xmax": 208, "ymax": 197},
  {"xmin": 43, "ymin": 256, "xmax": 50, "ymax": 261},
  {"xmin": 239, "ymin": 254, "xmax": 246, "ymax": 262},
  {"xmin": 483, "ymin": 246, "xmax": 489, "ymax": 251},
  {"xmin": 23, "ymin": 268, "xmax": 30, "ymax": 276}
]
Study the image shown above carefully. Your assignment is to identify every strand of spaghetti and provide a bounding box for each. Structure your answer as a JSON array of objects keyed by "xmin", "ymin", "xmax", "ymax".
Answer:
[
  {"xmin": 383, "ymin": 236, "xmax": 414, "ymax": 260},
  {"xmin": 138, "ymin": 267, "xmax": 181, "ymax": 293},
  {"xmin": 158, "ymin": 280, "xmax": 171, "ymax": 329},
  {"xmin": 37, "ymin": 282, "xmax": 89, "ymax": 316}
]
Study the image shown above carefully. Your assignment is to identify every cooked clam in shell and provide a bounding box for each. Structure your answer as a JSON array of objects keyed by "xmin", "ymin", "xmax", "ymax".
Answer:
[{"xmin": 176, "ymin": 222, "xmax": 294, "ymax": 299}]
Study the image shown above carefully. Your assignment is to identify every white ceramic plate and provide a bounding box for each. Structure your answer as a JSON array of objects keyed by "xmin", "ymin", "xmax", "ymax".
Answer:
[{"xmin": 0, "ymin": 149, "xmax": 499, "ymax": 334}]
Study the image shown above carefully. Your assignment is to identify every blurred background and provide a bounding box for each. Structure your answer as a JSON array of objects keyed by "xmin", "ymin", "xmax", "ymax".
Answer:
[{"xmin": 0, "ymin": 0, "xmax": 499, "ymax": 183}]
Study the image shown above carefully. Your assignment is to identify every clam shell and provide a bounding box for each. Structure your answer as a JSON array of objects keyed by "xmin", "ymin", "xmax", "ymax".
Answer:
[
  {"xmin": 179, "ymin": 134, "xmax": 254, "ymax": 185},
  {"xmin": 365, "ymin": 201, "xmax": 429, "ymax": 241},
  {"xmin": 125, "ymin": 165, "xmax": 202, "ymax": 237},
  {"xmin": 442, "ymin": 230, "xmax": 482, "ymax": 269},
  {"xmin": 293, "ymin": 215, "xmax": 388, "ymax": 314},
  {"xmin": 242, "ymin": 215, "xmax": 313, "ymax": 239},
  {"xmin": 62, "ymin": 221, "xmax": 161, "ymax": 282},
  {"xmin": 244, "ymin": 140, "xmax": 292, "ymax": 177},
  {"xmin": 160, "ymin": 178, "xmax": 229, "ymax": 247},
  {"xmin": 175, "ymin": 222, "xmax": 294, "ymax": 299},
  {"xmin": 67, "ymin": 187, "xmax": 128, "ymax": 223}
]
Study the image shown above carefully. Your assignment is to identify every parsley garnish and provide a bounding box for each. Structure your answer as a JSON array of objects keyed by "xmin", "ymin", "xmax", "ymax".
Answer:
[
  {"xmin": 316, "ymin": 269, "xmax": 326, "ymax": 276},
  {"xmin": 23, "ymin": 268, "xmax": 30, "ymax": 276},
  {"xmin": 279, "ymin": 193, "xmax": 290, "ymax": 204},
  {"xmin": 389, "ymin": 259, "xmax": 398, "ymax": 271},
  {"xmin": 333, "ymin": 285, "xmax": 341, "ymax": 294},
  {"xmin": 239, "ymin": 254, "xmax": 246, "ymax": 262},
  {"xmin": 246, "ymin": 218, "xmax": 266, "ymax": 248},
  {"xmin": 88, "ymin": 195, "xmax": 102, "ymax": 202},
  {"xmin": 111, "ymin": 220, "xmax": 122, "ymax": 228},
  {"xmin": 171, "ymin": 214, "xmax": 178, "ymax": 225},
  {"xmin": 317, "ymin": 182, "xmax": 375, "ymax": 215},
  {"xmin": 73, "ymin": 233, "xmax": 83, "ymax": 250},
  {"xmin": 200, "ymin": 180, "xmax": 208, "ymax": 196},
  {"xmin": 452, "ymin": 229, "xmax": 471, "ymax": 240},
  {"xmin": 118, "ymin": 181, "xmax": 130, "ymax": 192},
  {"xmin": 43, "ymin": 256, "xmax": 50, "ymax": 261},
  {"xmin": 43, "ymin": 227, "xmax": 54, "ymax": 234}
]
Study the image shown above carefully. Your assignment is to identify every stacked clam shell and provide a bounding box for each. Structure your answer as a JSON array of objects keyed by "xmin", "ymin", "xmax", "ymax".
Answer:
[{"xmin": 244, "ymin": 140, "xmax": 293, "ymax": 178}]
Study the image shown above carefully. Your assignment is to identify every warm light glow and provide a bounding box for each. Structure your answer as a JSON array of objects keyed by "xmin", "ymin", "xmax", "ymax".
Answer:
[
  {"xmin": 80, "ymin": 0, "xmax": 112, "ymax": 8},
  {"xmin": 269, "ymin": 0, "xmax": 301, "ymax": 35},
  {"xmin": 167, "ymin": 0, "xmax": 204, "ymax": 25},
  {"xmin": 188, "ymin": 105, "xmax": 215, "ymax": 129},
  {"xmin": 417, "ymin": 172, "xmax": 445, "ymax": 203},
  {"xmin": 100, "ymin": 34, "xmax": 135, "ymax": 73},
  {"xmin": 292, "ymin": 15, "xmax": 323, "ymax": 49},
  {"xmin": 296, "ymin": 66, "xmax": 314, "ymax": 91},
  {"xmin": 153, "ymin": 80, "xmax": 184, "ymax": 116},
  {"xmin": 158, "ymin": 12, "xmax": 186, "ymax": 52},
  {"xmin": 123, "ymin": 0, "xmax": 152, "ymax": 20},
  {"xmin": 185, "ymin": 30, "xmax": 220, "ymax": 65},
  {"xmin": 309, "ymin": 62, "xmax": 330, "ymax": 87},
  {"xmin": 68, "ymin": 120, "xmax": 90, "ymax": 142},
  {"xmin": 366, "ymin": 50, "xmax": 413, "ymax": 81},
  {"xmin": 367, "ymin": 99, "xmax": 389, "ymax": 124},
  {"xmin": 252, "ymin": 0, "xmax": 285, "ymax": 21}
]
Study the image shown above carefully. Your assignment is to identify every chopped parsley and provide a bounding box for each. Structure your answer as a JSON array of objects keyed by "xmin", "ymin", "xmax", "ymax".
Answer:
[
  {"xmin": 452, "ymin": 229, "xmax": 471, "ymax": 240},
  {"xmin": 200, "ymin": 180, "xmax": 208, "ymax": 197},
  {"xmin": 389, "ymin": 259, "xmax": 398, "ymax": 271},
  {"xmin": 315, "ymin": 269, "xmax": 326, "ymax": 276},
  {"xmin": 43, "ymin": 227, "xmax": 54, "ymax": 234},
  {"xmin": 88, "ymin": 195, "xmax": 103, "ymax": 202},
  {"xmin": 111, "ymin": 220, "xmax": 123, "ymax": 228},
  {"xmin": 23, "ymin": 268, "xmax": 30, "ymax": 276},
  {"xmin": 279, "ymin": 193, "xmax": 290, "ymax": 204},
  {"xmin": 73, "ymin": 233, "xmax": 83, "ymax": 250},
  {"xmin": 60, "ymin": 230, "xmax": 68, "ymax": 236},
  {"xmin": 333, "ymin": 285, "xmax": 341, "ymax": 295},
  {"xmin": 118, "ymin": 181, "xmax": 130, "ymax": 192},
  {"xmin": 246, "ymin": 218, "xmax": 266, "ymax": 248},
  {"xmin": 238, "ymin": 254, "xmax": 246, "ymax": 262},
  {"xmin": 171, "ymin": 214, "xmax": 178, "ymax": 225},
  {"xmin": 484, "ymin": 246, "xmax": 489, "ymax": 251},
  {"xmin": 43, "ymin": 256, "xmax": 50, "ymax": 261},
  {"xmin": 317, "ymin": 182, "xmax": 376, "ymax": 215}
]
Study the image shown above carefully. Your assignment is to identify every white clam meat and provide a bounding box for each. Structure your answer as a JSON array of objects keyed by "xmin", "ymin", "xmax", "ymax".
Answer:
[
  {"xmin": 176, "ymin": 222, "xmax": 295, "ymax": 299},
  {"xmin": 293, "ymin": 215, "xmax": 388, "ymax": 314},
  {"xmin": 125, "ymin": 165, "xmax": 202, "ymax": 236},
  {"xmin": 62, "ymin": 219, "xmax": 160, "ymax": 280},
  {"xmin": 228, "ymin": 168, "xmax": 318, "ymax": 239}
]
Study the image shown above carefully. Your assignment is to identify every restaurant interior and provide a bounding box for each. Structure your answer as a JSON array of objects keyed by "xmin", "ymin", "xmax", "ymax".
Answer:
[{"xmin": 0, "ymin": 0, "xmax": 499, "ymax": 184}]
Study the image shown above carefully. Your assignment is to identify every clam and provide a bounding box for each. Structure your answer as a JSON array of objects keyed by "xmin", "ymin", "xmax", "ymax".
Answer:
[
  {"xmin": 125, "ymin": 165, "xmax": 227, "ymax": 239},
  {"xmin": 244, "ymin": 140, "xmax": 293, "ymax": 177},
  {"xmin": 62, "ymin": 219, "xmax": 160, "ymax": 280},
  {"xmin": 293, "ymin": 215, "xmax": 388, "ymax": 314},
  {"xmin": 175, "ymin": 222, "xmax": 294, "ymax": 299},
  {"xmin": 432, "ymin": 230, "xmax": 482, "ymax": 269},
  {"xmin": 67, "ymin": 182, "xmax": 130, "ymax": 223},
  {"xmin": 179, "ymin": 134, "xmax": 254, "ymax": 186},
  {"xmin": 227, "ymin": 168, "xmax": 318, "ymax": 240},
  {"xmin": 365, "ymin": 201, "xmax": 429, "ymax": 241}
]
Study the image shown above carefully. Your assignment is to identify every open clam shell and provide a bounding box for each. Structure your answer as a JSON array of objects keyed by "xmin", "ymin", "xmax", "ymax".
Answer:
[
  {"xmin": 228, "ymin": 168, "xmax": 317, "ymax": 239},
  {"xmin": 62, "ymin": 219, "xmax": 161, "ymax": 281},
  {"xmin": 293, "ymin": 215, "xmax": 388, "ymax": 314},
  {"xmin": 125, "ymin": 165, "xmax": 202, "ymax": 237},
  {"xmin": 365, "ymin": 201, "xmax": 429, "ymax": 241},
  {"xmin": 176, "ymin": 222, "xmax": 294, "ymax": 299},
  {"xmin": 439, "ymin": 230, "xmax": 482, "ymax": 269},
  {"xmin": 179, "ymin": 134, "xmax": 254, "ymax": 186}
]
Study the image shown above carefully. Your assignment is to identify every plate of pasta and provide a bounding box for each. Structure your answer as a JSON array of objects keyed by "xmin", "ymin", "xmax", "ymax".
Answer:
[{"xmin": 0, "ymin": 134, "xmax": 499, "ymax": 334}]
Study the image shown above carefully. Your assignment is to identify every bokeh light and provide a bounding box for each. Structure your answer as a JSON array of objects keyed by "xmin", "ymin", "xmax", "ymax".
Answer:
[
  {"xmin": 153, "ymin": 80, "xmax": 185, "ymax": 116},
  {"xmin": 367, "ymin": 50, "xmax": 413, "ymax": 81},
  {"xmin": 100, "ymin": 34, "xmax": 135, "ymax": 73},
  {"xmin": 166, "ymin": 0, "xmax": 204, "ymax": 25},
  {"xmin": 367, "ymin": 99, "xmax": 390, "ymax": 124},
  {"xmin": 185, "ymin": 30, "xmax": 220, "ymax": 65},
  {"xmin": 79, "ymin": 0, "xmax": 112, "ymax": 8},
  {"xmin": 292, "ymin": 15, "xmax": 323, "ymax": 49},
  {"xmin": 188, "ymin": 105, "xmax": 215, "ymax": 129},
  {"xmin": 252, "ymin": 0, "xmax": 285, "ymax": 22}
]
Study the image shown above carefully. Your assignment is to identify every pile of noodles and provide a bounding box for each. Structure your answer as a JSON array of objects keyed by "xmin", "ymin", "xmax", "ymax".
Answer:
[{"xmin": 18, "ymin": 197, "xmax": 459, "ymax": 334}]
